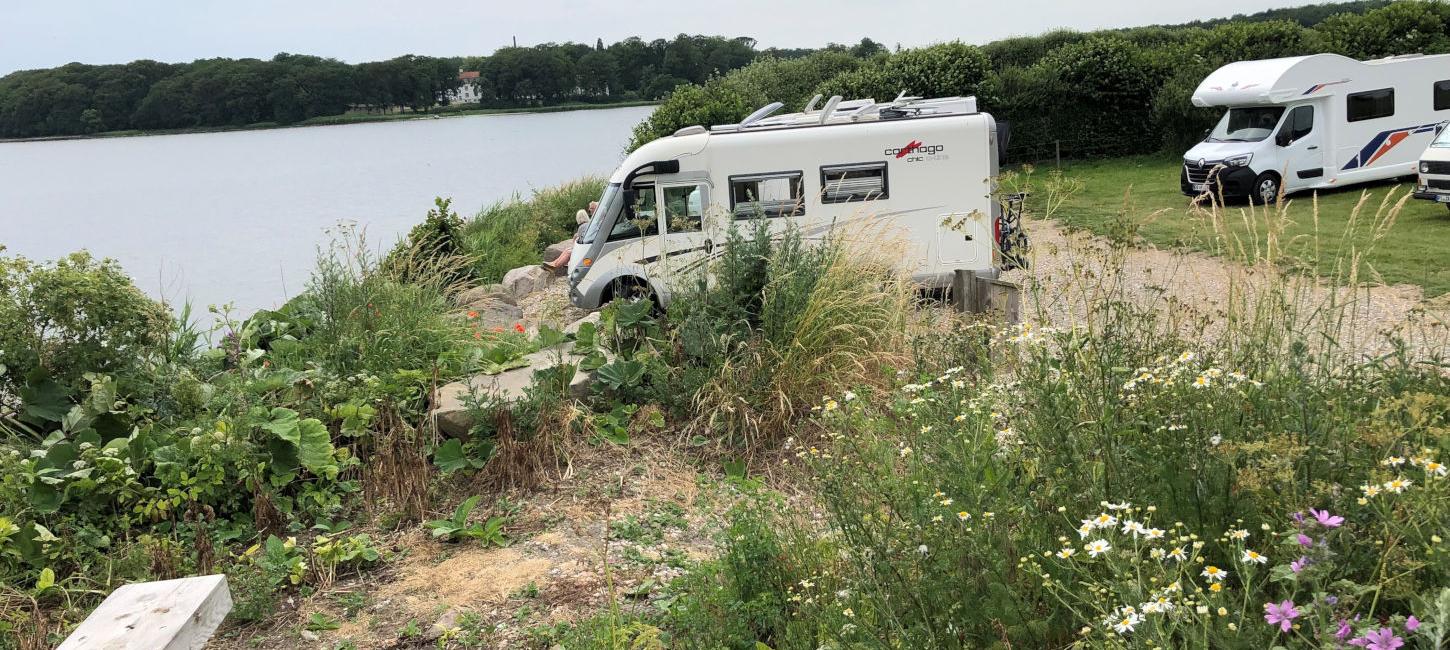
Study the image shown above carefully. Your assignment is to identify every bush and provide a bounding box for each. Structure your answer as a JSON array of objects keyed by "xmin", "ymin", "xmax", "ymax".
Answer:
[
  {"xmin": 813, "ymin": 41, "xmax": 990, "ymax": 103},
  {"xmin": 382, "ymin": 197, "xmax": 473, "ymax": 291},
  {"xmin": 460, "ymin": 177, "xmax": 604, "ymax": 283},
  {"xmin": 671, "ymin": 220, "xmax": 914, "ymax": 454},
  {"xmin": 0, "ymin": 251, "xmax": 169, "ymax": 397},
  {"xmin": 265, "ymin": 225, "xmax": 473, "ymax": 385},
  {"xmin": 628, "ymin": 52, "xmax": 860, "ymax": 150}
]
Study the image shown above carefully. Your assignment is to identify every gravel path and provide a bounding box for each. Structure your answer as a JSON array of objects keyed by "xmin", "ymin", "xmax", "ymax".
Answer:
[{"xmin": 1005, "ymin": 218, "xmax": 1448, "ymax": 362}]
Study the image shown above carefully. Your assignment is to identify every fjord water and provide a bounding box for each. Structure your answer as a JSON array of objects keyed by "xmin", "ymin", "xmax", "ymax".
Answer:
[{"xmin": 0, "ymin": 105, "xmax": 651, "ymax": 320}]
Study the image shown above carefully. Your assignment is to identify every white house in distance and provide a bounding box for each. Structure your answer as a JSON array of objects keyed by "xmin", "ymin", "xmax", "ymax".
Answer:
[{"xmin": 450, "ymin": 70, "xmax": 483, "ymax": 104}]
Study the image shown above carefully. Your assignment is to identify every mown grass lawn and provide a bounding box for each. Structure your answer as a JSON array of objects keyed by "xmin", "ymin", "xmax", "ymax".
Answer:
[{"xmin": 1035, "ymin": 154, "xmax": 1450, "ymax": 297}]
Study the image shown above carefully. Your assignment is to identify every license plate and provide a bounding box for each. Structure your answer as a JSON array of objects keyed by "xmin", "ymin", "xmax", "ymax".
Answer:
[
  {"xmin": 1439, "ymin": 194, "xmax": 1450, "ymax": 203},
  {"xmin": 1191, "ymin": 183, "xmax": 1207, "ymax": 192}
]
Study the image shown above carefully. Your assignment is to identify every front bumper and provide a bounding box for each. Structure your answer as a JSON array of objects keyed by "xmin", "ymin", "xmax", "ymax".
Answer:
[
  {"xmin": 1413, "ymin": 190, "xmax": 1450, "ymax": 202},
  {"xmin": 1181, "ymin": 165, "xmax": 1257, "ymax": 199},
  {"xmin": 568, "ymin": 276, "xmax": 603, "ymax": 310}
]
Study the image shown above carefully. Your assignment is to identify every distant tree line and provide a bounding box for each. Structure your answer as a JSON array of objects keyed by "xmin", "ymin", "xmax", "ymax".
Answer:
[
  {"xmin": 0, "ymin": 34, "xmax": 889, "ymax": 139},
  {"xmin": 632, "ymin": 1, "xmax": 1450, "ymax": 160}
]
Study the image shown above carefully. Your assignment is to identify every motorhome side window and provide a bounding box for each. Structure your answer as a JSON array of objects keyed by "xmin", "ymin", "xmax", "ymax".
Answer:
[
  {"xmin": 1285, "ymin": 105, "xmax": 1314, "ymax": 142},
  {"xmin": 1435, "ymin": 80, "xmax": 1450, "ymax": 111},
  {"xmin": 607, "ymin": 184, "xmax": 658, "ymax": 241},
  {"xmin": 729, "ymin": 172, "xmax": 804, "ymax": 219},
  {"xmin": 663, "ymin": 185, "xmax": 704, "ymax": 232},
  {"xmin": 820, "ymin": 162, "xmax": 888, "ymax": 203},
  {"xmin": 1347, "ymin": 88, "xmax": 1395, "ymax": 122}
]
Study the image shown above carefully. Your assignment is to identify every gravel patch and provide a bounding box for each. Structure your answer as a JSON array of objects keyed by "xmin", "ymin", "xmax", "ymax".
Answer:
[{"xmin": 1005, "ymin": 218, "xmax": 1448, "ymax": 362}]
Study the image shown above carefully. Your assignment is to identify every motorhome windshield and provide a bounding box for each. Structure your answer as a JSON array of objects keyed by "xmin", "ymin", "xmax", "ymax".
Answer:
[
  {"xmin": 1433, "ymin": 127, "xmax": 1450, "ymax": 148},
  {"xmin": 579, "ymin": 183, "xmax": 621, "ymax": 245},
  {"xmin": 1207, "ymin": 106, "xmax": 1286, "ymax": 143}
]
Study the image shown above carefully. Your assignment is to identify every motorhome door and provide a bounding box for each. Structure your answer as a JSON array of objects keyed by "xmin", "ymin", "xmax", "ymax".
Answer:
[
  {"xmin": 658, "ymin": 182, "xmax": 712, "ymax": 293},
  {"xmin": 1278, "ymin": 104, "xmax": 1325, "ymax": 189}
]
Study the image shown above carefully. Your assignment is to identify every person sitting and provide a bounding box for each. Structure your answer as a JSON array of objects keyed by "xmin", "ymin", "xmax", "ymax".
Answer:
[{"xmin": 544, "ymin": 201, "xmax": 596, "ymax": 270}]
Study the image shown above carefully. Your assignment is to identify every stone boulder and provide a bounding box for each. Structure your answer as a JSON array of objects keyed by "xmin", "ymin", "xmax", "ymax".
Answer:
[
  {"xmin": 464, "ymin": 297, "xmax": 524, "ymax": 331},
  {"xmin": 431, "ymin": 345, "xmax": 605, "ymax": 438},
  {"xmin": 564, "ymin": 311, "xmax": 601, "ymax": 335},
  {"xmin": 502, "ymin": 265, "xmax": 553, "ymax": 299},
  {"xmin": 454, "ymin": 284, "xmax": 514, "ymax": 308}
]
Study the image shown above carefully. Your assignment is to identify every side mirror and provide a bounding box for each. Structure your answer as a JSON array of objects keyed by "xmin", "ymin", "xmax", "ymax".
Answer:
[
  {"xmin": 1276, "ymin": 131, "xmax": 1292, "ymax": 147},
  {"xmin": 1202, "ymin": 128, "xmax": 1211, "ymax": 140}
]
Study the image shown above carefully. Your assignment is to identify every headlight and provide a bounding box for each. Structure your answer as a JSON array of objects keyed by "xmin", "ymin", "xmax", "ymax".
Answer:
[
  {"xmin": 1224, "ymin": 154, "xmax": 1253, "ymax": 168},
  {"xmin": 1423, "ymin": 162, "xmax": 1432, "ymax": 174}
]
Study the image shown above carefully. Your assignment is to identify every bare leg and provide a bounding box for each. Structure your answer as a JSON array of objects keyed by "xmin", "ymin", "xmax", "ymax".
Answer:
[{"xmin": 543, "ymin": 247, "xmax": 571, "ymax": 270}]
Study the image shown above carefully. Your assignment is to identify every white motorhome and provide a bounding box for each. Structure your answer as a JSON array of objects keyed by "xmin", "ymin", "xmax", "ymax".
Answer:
[
  {"xmin": 1413, "ymin": 126, "xmax": 1450, "ymax": 210},
  {"xmin": 567, "ymin": 95, "xmax": 1018, "ymax": 309},
  {"xmin": 1182, "ymin": 53, "xmax": 1450, "ymax": 204}
]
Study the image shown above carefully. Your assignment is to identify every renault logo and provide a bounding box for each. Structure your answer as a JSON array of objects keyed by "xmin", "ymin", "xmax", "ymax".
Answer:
[{"xmin": 1198, "ymin": 158, "xmax": 1206, "ymax": 167}]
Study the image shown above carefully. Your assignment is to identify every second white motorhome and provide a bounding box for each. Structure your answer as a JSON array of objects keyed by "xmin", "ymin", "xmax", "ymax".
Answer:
[
  {"xmin": 1413, "ymin": 126, "xmax": 1450, "ymax": 210},
  {"xmin": 1183, "ymin": 53, "xmax": 1450, "ymax": 204},
  {"xmin": 567, "ymin": 94, "xmax": 1021, "ymax": 309}
]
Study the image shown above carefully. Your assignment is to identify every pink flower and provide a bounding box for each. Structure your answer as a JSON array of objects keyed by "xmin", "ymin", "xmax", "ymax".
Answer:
[
  {"xmin": 1406, "ymin": 616, "xmax": 1420, "ymax": 632},
  {"xmin": 1310, "ymin": 508, "xmax": 1344, "ymax": 528},
  {"xmin": 1297, "ymin": 533, "xmax": 1314, "ymax": 547},
  {"xmin": 1290, "ymin": 556, "xmax": 1309, "ymax": 573},
  {"xmin": 1337, "ymin": 620, "xmax": 1353, "ymax": 640},
  {"xmin": 1264, "ymin": 600, "xmax": 1300, "ymax": 633},
  {"xmin": 1353, "ymin": 627, "xmax": 1404, "ymax": 650}
]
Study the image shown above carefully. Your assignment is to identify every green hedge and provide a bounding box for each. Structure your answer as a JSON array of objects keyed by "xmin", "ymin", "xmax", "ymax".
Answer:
[{"xmin": 629, "ymin": 1, "xmax": 1450, "ymax": 160}]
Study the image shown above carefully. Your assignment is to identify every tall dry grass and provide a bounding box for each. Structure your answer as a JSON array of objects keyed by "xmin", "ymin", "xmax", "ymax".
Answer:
[
  {"xmin": 1012, "ymin": 168, "xmax": 1446, "ymax": 375},
  {"xmin": 686, "ymin": 217, "xmax": 917, "ymax": 457}
]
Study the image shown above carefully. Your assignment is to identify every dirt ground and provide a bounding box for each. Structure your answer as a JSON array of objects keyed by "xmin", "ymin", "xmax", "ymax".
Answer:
[
  {"xmin": 207, "ymin": 442, "xmax": 729, "ymax": 649},
  {"xmin": 1008, "ymin": 218, "xmax": 1449, "ymax": 361}
]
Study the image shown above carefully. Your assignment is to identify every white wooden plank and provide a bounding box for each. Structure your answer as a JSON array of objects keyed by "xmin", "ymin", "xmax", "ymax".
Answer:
[{"xmin": 58, "ymin": 574, "xmax": 232, "ymax": 650}]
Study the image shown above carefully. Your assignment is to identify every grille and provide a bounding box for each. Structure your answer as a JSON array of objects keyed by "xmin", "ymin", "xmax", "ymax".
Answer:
[
  {"xmin": 1423, "ymin": 160, "xmax": 1450, "ymax": 175},
  {"xmin": 1183, "ymin": 160, "xmax": 1223, "ymax": 185},
  {"xmin": 1429, "ymin": 178, "xmax": 1450, "ymax": 190}
]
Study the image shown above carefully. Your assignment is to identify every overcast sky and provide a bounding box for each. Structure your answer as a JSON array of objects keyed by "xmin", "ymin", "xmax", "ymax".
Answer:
[{"xmin": 3, "ymin": 0, "xmax": 1329, "ymax": 75}]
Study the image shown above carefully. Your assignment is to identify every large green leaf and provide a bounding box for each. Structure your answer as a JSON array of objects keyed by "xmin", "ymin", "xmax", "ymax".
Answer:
[
  {"xmin": 263, "ymin": 408, "xmax": 338, "ymax": 479},
  {"xmin": 433, "ymin": 439, "xmax": 484, "ymax": 474},
  {"xmin": 19, "ymin": 377, "xmax": 69, "ymax": 424},
  {"xmin": 596, "ymin": 359, "xmax": 646, "ymax": 391}
]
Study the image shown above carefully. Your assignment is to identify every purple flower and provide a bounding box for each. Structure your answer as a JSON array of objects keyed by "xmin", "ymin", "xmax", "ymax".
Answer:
[
  {"xmin": 1324, "ymin": 595, "xmax": 1339, "ymax": 606},
  {"xmin": 1355, "ymin": 627, "xmax": 1404, "ymax": 650},
  {"xmin": 1290, "ymin": 556, "xmax": 1309, "ymax": 573},
  {"xmin": 1337, "ymin": 619, "xmax": 1353, "ymax": 640},
  {"xmin": 1297, "ymin": 533, "xmax": 1314, "ymax": 547},
  {"xmin": 1291, "ymin": 510, "xmax": 1305, "ymax": 525},
  {"xmin": 1310, "ymin": 508, "xmax": 1344, "ymax": 528},
  {"xmin": 1264, "ymin": 599, "xmax": 1300, "ymax": 633},
  {"xmin": 1406, "ymin": 616, "xmax": 1420, "ymax": 632}
]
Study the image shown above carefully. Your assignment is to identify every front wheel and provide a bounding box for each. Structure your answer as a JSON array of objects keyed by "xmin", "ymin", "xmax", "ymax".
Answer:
[
  {"xmin": 608, "ymin": 277, "xmax": 660, "ymax": 312},
  {"xmin": 1253, "ymin": 173, "xmax": 1281, "ymax": 206}
]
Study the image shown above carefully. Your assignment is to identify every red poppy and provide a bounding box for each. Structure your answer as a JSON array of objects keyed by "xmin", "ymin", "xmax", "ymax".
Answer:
[
  {"xmin": 473, "ymin": 331, "xmax": 482, "ymax": 339},
  {"xmin": 467, "ymin": 311, "xmax": 478, "ymax": 319},
  {"xmin": 514, "ymin": 323, "xmax": 526, "ymax": 333}
]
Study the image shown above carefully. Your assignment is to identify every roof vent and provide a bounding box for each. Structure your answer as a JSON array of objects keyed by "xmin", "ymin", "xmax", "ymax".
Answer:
[
  {"xmin": 818, "ymin": 95, "xmax": 843, "ymax": 124},
  {"xmin": 739, "ymin": 102, "xmax": 784, "ymax": 128},
  {"xmin": 673, "ymin": 125, "xmax": 707, "ymax": 137}
]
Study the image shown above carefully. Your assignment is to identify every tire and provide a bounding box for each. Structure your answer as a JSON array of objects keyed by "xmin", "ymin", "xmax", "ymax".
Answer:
[
  {"xmin": 1252, "ymin": 172, "xmax": 1281, "ymax": 206},
  {"xmin": 608, "ymin": 276, "xmax": 660, "ymax": 312}
]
